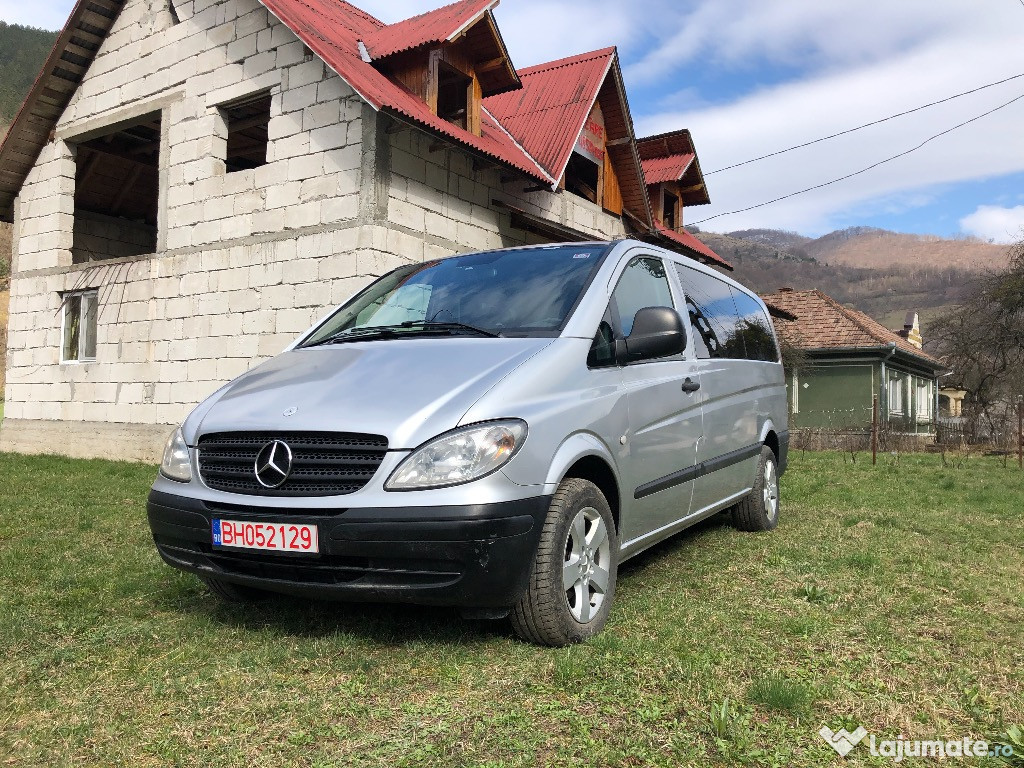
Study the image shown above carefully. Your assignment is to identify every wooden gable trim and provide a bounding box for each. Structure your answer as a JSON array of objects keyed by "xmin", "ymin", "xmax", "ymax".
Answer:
[{"xmin": 0, "ymin": 0, "xmax": 126, "ymax": 222}]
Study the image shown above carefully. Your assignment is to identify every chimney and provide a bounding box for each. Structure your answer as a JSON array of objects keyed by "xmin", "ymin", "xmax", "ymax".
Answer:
[{"xmin": 902, "ymin": 311, "xmax": 922, "ymax": 349}]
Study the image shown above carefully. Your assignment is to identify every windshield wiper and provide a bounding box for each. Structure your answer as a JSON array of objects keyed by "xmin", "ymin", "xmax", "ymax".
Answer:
[
  {"xmin": 397, "ymin": 320, "xmax": 501, "ymax": 338},
  {"xmin": 308, "ymin": 320, "xmax": 500, "ymax": 347}
]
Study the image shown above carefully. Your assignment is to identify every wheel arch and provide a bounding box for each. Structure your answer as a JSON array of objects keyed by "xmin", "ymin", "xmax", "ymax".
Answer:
[{"xmin": 545, "ymin": 433, "xmax": 622, "ymax": 532}]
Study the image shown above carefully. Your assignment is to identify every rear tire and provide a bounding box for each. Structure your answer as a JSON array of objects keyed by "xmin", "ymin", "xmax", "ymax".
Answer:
[
  {"xmin": 200, "ymin": 576, "xmax": 266, "ymax": 602},
  {"xmin": 510, "ymin": 478, "xmax": 618, "ymax": 646},
  {"xmin": 731, "ymin": 445, "xmax": 780, "ymax": 532}
]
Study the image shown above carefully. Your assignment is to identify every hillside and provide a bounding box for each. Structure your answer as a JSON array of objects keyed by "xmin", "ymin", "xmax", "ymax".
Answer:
[
  {"xmin": 0, "ymin": 22, "xmax": 58, "ymax": 123},
  {"xmin": 699, "ymin": 228, "xmax": 984, "ymax": 331},
  {"xmin": 804, "ymin": 228, "xmax": 1010, "ymax": 272}
]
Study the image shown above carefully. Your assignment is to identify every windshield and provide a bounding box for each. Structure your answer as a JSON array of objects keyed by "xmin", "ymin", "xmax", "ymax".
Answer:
[{"xmin": 302, "ymin": 244, "xmax": 611, "ymax": 344}]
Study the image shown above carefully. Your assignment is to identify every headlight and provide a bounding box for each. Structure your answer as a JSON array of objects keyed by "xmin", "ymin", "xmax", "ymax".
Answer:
[
  {"xmin": 160, "ymin": 427, "xmax": 192, "ymax": 483},
  {"xmin": 385, "ymin": 420, "xmax": 527, "ymax": 491}
]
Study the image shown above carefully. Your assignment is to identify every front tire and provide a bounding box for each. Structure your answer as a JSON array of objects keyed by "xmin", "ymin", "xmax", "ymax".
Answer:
[
  {"xmin": 731, "ymin": 445, "xmax": 780, "ymax": 532},
  {"xmin": 510, "ymin": 478, "xmax": 618, "ymax": 646}
]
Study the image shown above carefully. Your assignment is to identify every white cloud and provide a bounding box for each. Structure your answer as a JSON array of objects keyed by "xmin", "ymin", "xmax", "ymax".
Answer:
[
  {"xmin": 959, "ymin": 205, "xmax": 1024, "ymax": 244},
  {"xmin": 359, "ymin": 0, "xmax": 637, "ymax": 67},
  {"xmin": 0, "ymin": 0, "xmax": 72, "ymax": 30},
  {"xmin": 636, "ymin": 3, "xmax": 1024, "ymax": 235}
]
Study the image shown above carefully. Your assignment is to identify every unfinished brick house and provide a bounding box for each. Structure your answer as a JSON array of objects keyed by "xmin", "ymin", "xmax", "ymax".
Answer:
[{"xmin": 0, "ymin": 0, "xmax": 728, "ymax": 460}]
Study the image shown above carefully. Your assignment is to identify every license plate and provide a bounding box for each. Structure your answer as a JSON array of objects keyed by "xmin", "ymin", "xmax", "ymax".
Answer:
[{"xmin": 212, "ymin": 519, "xmax": 319, "ymax": 554}]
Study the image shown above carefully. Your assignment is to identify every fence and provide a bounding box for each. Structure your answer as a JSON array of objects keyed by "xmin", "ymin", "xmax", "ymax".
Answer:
[{"xmin": 789, "ymin": 396, "xmax": 1024, "ymax": 467}]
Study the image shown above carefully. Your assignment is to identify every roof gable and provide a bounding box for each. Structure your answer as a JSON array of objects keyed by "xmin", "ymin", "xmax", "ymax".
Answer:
[
  {"xmin": 484, "ymin": 48, "xmax": 613, "ymax": 178},
  {"xmin": 637, "ymin": 129, "xmax": 710, "ymax": 205},
  {"xmin": 484, "ymin": 47, "xmax": 651, "ymax": 224},
  {"xmin": 761, "ymin": 288, "xmax": 944, "ymax": 368},
  {"xmin": 362, "ymin": 0, "xmax": 520, "ymax": 96}
]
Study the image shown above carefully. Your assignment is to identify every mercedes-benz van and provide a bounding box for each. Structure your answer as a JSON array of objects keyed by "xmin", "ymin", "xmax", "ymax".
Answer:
[{"xmin": 148, "ymin": 239, "xmax": 788, "ymax": 646}]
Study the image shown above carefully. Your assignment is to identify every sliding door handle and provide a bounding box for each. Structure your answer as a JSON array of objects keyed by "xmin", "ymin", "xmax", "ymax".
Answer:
[{"xmin": 681, "ymin": 377, "xmax": 700, "ymax": 393}]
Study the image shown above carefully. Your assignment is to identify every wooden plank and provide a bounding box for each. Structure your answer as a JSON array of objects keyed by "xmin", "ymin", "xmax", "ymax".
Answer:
[{"xmin": 602, "ymin": 152, "xmax": 623, "ymax": 217}]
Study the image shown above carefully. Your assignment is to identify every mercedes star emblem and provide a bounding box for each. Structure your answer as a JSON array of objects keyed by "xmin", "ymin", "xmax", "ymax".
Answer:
[{"xmin": 254, "ymin": 440, "xmax": 294, "ymax": 488}]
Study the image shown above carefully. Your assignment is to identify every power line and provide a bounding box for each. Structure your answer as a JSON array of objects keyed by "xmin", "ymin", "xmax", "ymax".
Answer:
[
  {"xmin": 706, "ymin": 71, "xmax": 1024, "ymax": 175},
  {"xmin": 691, "ymin": 90, "xmax": 1024, "ymax": 226}
]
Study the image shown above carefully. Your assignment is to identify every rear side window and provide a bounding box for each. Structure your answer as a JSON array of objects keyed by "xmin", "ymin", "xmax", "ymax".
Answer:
[
  {"xmin": 674, "ymin": 264, "xmax": 742, "ymax": 359},
  {"xmin": 731, "ymin": 289, "xmax": 779, "ymax": 362},
  {"xmin": 611, "ymin": 256, "xmax": 675, "ymax": 336}
]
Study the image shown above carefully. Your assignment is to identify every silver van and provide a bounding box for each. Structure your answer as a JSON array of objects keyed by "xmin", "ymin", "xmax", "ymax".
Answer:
[{"xmin": 148, "ymin": 239, "xmax": 788, "ymax": 645}]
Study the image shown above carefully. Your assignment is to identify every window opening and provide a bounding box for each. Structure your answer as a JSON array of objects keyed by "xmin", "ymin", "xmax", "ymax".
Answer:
[
  {"xmin": 565, "ymin": 151, "xmax": 600, "ymax": 204},
  {"xmin": 72, "ymin": 112, "xmax": 161, "ymax": 263},
  {"xmin": 437, "ymin": 63, "xmax": 472, "ymax": 130},
  {"xmin": 663, "ymin": 190, "xmax": 679, "ymax": 230},
  {"xmin": 222, "ymin": 93, "xmax": 271, "ymax": 172}
]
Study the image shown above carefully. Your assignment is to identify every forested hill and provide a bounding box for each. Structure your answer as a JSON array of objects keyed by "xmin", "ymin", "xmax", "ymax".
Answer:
[
  {"xmin": 694, "ymin": 227, "xmax": 1010, "ymax": 331},
  {"xmin": 0, "ymin": 22, "xmax": 59, "ymax": 123}
]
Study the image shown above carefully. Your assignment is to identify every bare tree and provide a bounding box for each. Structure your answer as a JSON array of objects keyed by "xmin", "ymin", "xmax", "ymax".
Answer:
[{"xmin": 929, "ymin": 240, "xmax": 1024, "ymax": 437}]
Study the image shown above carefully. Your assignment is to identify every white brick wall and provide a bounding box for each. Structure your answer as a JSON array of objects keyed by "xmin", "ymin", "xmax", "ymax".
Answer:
[{"xmin": 2, "ymin": 0, "xmax": 631, "ymax": 459}]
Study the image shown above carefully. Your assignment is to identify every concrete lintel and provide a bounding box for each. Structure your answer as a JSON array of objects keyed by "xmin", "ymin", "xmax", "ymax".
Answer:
[{"xmin": 55, "ymin": 89, "xmax": 186, "ymax": 143}]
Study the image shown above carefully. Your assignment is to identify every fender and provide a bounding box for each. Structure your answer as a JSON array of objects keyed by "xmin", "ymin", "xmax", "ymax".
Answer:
[
  {"xmin": 757, "ymin": 418, "xmax": 789, "ymax": 475},
  {"xmin": 542, "ymin": 431, "xmax": 621, "ymax": 495}
]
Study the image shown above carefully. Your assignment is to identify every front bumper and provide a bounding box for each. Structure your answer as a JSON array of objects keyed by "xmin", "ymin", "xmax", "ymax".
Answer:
[{"xmin": 147, "ymin": 489, "xmax": 551, "ymax": 608}]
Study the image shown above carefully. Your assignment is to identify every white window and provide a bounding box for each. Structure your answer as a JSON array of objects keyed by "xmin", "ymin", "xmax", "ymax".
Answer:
[
  {"xmin": 888, "ymin": 373, "xmax": 904, "ymax": 414},
  {"xmin": 61, "ymin": 291, "xmax": 98, "ymax": 363},
  {"xmin": 917, "ymin": 380, "xmax": 931, "ymax": 418}
]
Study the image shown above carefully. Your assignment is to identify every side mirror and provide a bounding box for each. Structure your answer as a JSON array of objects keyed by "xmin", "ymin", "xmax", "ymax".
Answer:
[{"xmin": 616, "ymin": 306, "xmax": 686, "ymax": 364}]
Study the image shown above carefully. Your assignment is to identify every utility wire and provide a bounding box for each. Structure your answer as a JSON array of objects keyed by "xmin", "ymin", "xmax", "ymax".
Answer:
[
  {"xmin": 691, "ymin": 90, "xmax": 1024, "ymax": 225},
  {"xmin": 706, "ymin": 71, "xmax": 1024, "ymax": 174}
]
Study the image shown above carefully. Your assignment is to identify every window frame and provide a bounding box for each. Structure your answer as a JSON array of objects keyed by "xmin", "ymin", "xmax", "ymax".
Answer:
[
  {"xmin": 591, "ymin": 253, "xmax": 684, "ymax": 368},
  {"xmin": 916, "ymin": 379, "xmax": 931, "ymax": 419},
  {"xmin": 60, "ymin": 289, "xmax": 99, "ymax": 364},
  {"xmin": 888, "ymin": 372, "xmax": 904, "ymax": 415}
]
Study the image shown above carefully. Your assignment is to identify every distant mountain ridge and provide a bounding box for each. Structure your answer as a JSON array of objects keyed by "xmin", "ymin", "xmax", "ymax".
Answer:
[
  {"xmin": 725, "ymin": 226, "xmax": 1009, "ymax": 272},
  {"xmin": 695, "ymin": 226, "xmax": 1010, "ymax": 331}
]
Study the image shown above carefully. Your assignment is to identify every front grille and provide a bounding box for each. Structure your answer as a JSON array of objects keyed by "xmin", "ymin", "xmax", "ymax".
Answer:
[{"xmin": 198, "ymin": 431, "xmax": 389, "ymax": 497}]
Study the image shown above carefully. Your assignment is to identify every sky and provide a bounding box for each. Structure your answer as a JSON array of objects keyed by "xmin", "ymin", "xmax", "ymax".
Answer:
[{"xmin": 3, "ymin": 0, "xmax": 1024, "ymax": 242}]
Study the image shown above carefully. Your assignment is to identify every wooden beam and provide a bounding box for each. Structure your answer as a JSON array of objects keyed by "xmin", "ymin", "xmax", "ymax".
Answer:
[
  {"xmin": 77, "ymin": 151, "xmax": 101, "ymax": 185},
  {"xmin": 109, "ymin": 165, "xmax": 143, "ymax": 214},
  {"xmin": 476, "ymin": 56, "xmax": 507, "ymax": 73},
  {"xmin": 229, "ymin": 114, "xmax": 270, "ymax": 132}
]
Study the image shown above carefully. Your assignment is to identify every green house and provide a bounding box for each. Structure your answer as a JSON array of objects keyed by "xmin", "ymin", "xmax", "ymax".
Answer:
[{"xmin": 761, "ymin": 289, "xmax": 946, "ymax": 435}]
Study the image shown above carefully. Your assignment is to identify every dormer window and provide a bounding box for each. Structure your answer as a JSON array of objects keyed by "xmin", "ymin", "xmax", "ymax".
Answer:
[
  {"xmin": 367, "ymin": 8, "xmax": 519, "ymax": 141},
  {"xmin": 565, "ymin": 152, "xmax": 600, "ymax": 204},
  {"xmin": 663, "ymin": 189, "xmax": 679, "ymax": 230},
  {"xmin": 437, "ymin": 62, "xmax": 472, "ymax": 130}
]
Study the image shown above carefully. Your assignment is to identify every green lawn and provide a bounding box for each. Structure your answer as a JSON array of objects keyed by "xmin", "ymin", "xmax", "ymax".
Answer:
[{"xmin": 1, "ymin": 451, "xmax": 1021, "ymax": 767}]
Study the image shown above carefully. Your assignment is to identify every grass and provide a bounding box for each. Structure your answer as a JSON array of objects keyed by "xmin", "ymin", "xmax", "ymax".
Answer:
[{"xmin": 0, "ymin": 450, "xmax": 1021, "ymax": 766}]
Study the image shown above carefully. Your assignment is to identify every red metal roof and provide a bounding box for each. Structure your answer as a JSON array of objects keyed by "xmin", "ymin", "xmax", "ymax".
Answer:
[
  {"xmin": 260, "ymin": 0, "xmax": 552, "ymax": 183},
  {"xmin": 483, "ymin": 48, "xmax": 615, "ymax": 179},
  {"xmin": 655, "ymin": 222, "xmax": 732, "ymax": 270},
  {"xmin": 641, "ymin": 153, "xmax": 694, "ymax": 185},
  {"xmin": 363, "ymin": 0, "xmax": 496, "ymax": 58}
]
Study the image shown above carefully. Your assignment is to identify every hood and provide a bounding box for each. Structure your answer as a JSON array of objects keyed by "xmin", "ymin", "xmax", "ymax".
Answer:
[{"xmin": 183, "ymin": 337, "xmax": 554, "ymax": 449}]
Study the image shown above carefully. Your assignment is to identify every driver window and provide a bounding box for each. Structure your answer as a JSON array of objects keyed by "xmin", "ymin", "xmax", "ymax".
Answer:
[{"xmin": 611, "ymin": 256, "xmax": 675, "ymax": 335}]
